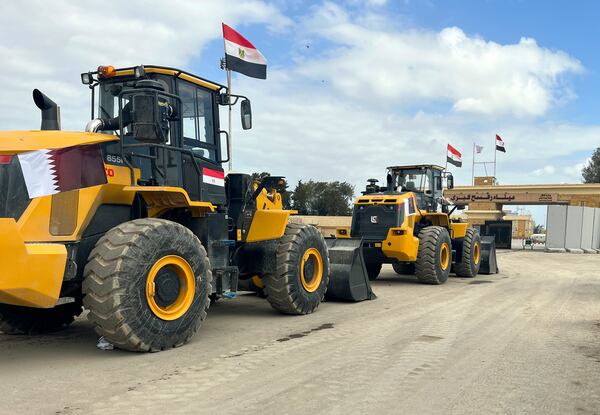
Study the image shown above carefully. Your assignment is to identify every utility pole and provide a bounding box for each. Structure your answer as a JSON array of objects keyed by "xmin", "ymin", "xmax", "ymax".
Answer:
[
  {"xmin": 221, "ymin": 57, "xmax": 234, "ymax": 172},
  {"xmin": 226, "ymin": 67, "xmax": 233, "ymax": 172},
  {"xmin": 471, "ymin": 143, "xmax": 475, "ymax": 185},
  {"xmin": 493, "ymin": 135, "xmax": 497, "ymax": 180}
]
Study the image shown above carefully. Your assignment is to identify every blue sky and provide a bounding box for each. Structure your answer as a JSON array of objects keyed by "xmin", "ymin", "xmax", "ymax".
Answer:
[
  {"xmin": 409, "ymin": 0, "xmax": 600, "ymax": 122},
  {"xmin": 1, "ymin": 0, "xmax": 599, "ymax": 224},
  {"xmin": 195, "ymin": 0, "xmax": 600, "ymax": 123},
  {"xmin": 199, "ymin": 1, "xmax": 598, "ymax": 223}
]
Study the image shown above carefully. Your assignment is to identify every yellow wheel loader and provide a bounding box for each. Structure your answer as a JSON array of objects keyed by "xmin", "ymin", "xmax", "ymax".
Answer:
[
  {"xmin": 0, "ymin": 65, "xmax": 371, "ymax": 351},
  {"xmin": 336, "ymin": 165, "xmax": 484, "ymax": 284}
]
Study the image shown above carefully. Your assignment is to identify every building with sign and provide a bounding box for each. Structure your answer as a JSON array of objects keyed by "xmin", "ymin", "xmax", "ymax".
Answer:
[{"xmin": 446, "ymin": 177, "xmax": 600, "ymax": 226}]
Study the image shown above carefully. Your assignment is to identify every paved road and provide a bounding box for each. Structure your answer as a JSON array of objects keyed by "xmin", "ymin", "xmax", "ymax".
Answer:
[{"xmin": 1, "ymin": 250, "xmax": 599, "ymax": 415}]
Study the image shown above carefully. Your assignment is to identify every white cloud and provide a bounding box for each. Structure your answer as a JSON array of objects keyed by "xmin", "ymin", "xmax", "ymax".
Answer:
[
  {"xmin": 0, "ymin": 0, "xmax": 290, "ymax": 130},
  {"xmin": 365, "ymin": 0, "xmax": 388, "ymax": 6},
  {"xmin": 233, "ymin": 75, "xmax": 599, "ymax": 193},
  {"xmin": 532, "ymin": 165, "xmax": 556, "ymax": 177},
  {"xmin": 563, "ymin": 160, "xmax": 589, "ymax": 182},
  {"xmin": 295, "ymin": 3, "xmax": 582, "ymax": 117},
  {"xmin": 0, "ymin": 0, "xmax": 597, "ymax": 225}
]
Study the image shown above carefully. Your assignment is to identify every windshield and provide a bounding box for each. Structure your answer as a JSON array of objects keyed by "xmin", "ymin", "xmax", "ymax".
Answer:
[
  {"xmin": 97, "ymin": 79, "xmax": 131, "ymax": 120},
  {"xmin": 392, "ymin": 168, "xmax": 431, "ymax": 193},
  {"xmin": 95, "ymin": 75, "xmax": 171, "ymax": 120}
]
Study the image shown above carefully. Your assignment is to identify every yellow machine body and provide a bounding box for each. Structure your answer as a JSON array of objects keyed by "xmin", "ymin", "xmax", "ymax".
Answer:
[
  {"xmin": 339, "ymin": 186, "xmax": 471, "ymax": 264},
  {"xmin": 0, "ymin": 131, "xmax": 290, "ymax": 308}
]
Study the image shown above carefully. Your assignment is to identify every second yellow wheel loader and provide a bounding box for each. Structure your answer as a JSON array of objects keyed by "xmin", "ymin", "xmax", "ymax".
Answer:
[
  {"xmin": 337, "ymin": 165, "xmax": 485, "ymax": 284},
  {"xmin": 0, "ymin": 64, "xmax": 371, "ymax": 352}
]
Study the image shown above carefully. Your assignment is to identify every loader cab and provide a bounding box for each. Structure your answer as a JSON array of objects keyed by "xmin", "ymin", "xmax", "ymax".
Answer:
[
  {"xmin": 387, "ymin": 165, "xmax": 445, "ymax": 212},
  {"xmin": 82, "ymin": 65, "xmax": 237, "ymax": 205}
]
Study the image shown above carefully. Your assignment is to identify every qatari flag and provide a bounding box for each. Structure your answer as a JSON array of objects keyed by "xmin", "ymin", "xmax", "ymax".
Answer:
[
  {"xmin": 18, "ymin": 144, "xmax": 107, "ymax": 198},
  {"xmin": 446, "ymin": 144, "xmax": 462, "ymax": 167},
  {"xmin": 223, "ymin": 23, "xmax": 267, "ymax": 79}
]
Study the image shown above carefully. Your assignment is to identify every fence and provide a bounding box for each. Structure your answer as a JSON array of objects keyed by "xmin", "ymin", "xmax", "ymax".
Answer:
[{"xmin": 546, "ymin": 206, "xmax": 600, "ymax": 253}]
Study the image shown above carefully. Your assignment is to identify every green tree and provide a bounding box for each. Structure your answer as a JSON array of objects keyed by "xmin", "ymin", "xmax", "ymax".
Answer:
[
  {"xmin": 582, "ymin": 147, "xmax": 600, "ymax": 183},
  {"xmin": 251, "ymin": 171, "xmax": 271, "ymax": 181},
  {"xmin": 291, "ymin": 180, "xmax": 354, "ymax": 215}
]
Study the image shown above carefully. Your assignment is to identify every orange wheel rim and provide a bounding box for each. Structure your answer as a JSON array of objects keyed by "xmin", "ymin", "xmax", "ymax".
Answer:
[
  {"xmin": 474, "ymin": 242, "xmax": 481, "ymax": 264},
  {"xmin": 146, "ymin": 255, "xmax": 195, "ymax": 321},
  {"xmin": 300, "ymin": 248, "xmax": 323, "ymax": 293},
  {"xmin": 440, "ymin": 243, "xmax": 450, "ymax": 271},
  {"xmin": 251, "ymin": 275, "xmax": 264, "ymax": 289}
]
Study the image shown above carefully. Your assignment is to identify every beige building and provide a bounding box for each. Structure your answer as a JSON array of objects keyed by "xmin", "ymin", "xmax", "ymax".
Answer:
[
  {"xmin": 453, "ymin": 210, "xmax": 534, "ymax": 239},
  {"xmin": 291, "ymin": 215, "xmax": 351, "ymax": 238},
  {"xmin": 445, "ymin": 176, "xmax": 600, "ymax": 227},
  {"xmin": 503, "ymin": 212, "xmax": 535, "ymax": 239}
]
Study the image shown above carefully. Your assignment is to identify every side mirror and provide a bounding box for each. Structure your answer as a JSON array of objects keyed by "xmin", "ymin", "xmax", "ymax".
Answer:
[
  {"xmin": 386, "ymin": 173, "xmax": 393, "ymax": 191},
  {"xmin": 446, "ymin": 174, "xmax": 454, "ymax": 190},
  {"xmin": 241, "ymin": 99, "xmax": 252, "ymax": 130}
]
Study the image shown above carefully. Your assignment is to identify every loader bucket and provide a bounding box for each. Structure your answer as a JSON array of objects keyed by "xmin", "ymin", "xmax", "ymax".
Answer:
[
  {"xmin": 325, "ymin": 238, "xmax": 376, "ymax": 301},
  {"xmin": 478, "ymin": 236, "xmax": 499, "ymax": 274}
]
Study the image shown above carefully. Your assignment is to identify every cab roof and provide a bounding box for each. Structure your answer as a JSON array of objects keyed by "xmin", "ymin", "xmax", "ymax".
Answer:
[
  {"xmin": 387, "ymin": 164, "xmax": 445, "ymax": 171},
  {"xmin": 90, "ymin": 65, "xmax": 225, "ymax": 92}
]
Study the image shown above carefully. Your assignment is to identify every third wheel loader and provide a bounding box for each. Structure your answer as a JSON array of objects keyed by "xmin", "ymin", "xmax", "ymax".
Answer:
[
  {"xmin": 336, "ymin": 165, "xmax": 485, "ymax": 284},
  {"xmin": 0, "ymin": 64, "xmax": 371, "ymax": 352}
]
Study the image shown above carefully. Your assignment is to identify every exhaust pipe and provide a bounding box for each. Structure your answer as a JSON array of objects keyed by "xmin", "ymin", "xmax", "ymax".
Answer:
[{"xmin": 32, "ymin": 89, "xmax": 60, "ymax": 131}]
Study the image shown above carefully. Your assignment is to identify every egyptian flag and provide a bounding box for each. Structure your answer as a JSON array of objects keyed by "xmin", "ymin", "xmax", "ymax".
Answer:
[
  {"xmin": 222, "ymin": 23, "xmax": 267, "ymax": 79},
  {"xmin": 18, "ymin": 144, "xmax": 107, "ymax": 198},
  {"xmin": 496, "ymin": 134, "xmax": 506, "ymax": 152},
  {"xmin": 202, "ymin": 167, "xmax": 225, "ymax": 187},
  {"xmin": 447, "ymin": 144, "xmax": 462, "ymax": 167}
]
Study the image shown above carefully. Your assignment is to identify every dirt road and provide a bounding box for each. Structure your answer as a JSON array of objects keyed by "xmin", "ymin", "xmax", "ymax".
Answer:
[{"xmin": 1, "ymin": 250, "xmax": 599, "ymax": 415}]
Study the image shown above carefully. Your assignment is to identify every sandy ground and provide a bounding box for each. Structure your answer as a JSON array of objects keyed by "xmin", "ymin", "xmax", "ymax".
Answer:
[{"xmin": 1, "ymin": 250, "xmax": 599, "ymax": 415}]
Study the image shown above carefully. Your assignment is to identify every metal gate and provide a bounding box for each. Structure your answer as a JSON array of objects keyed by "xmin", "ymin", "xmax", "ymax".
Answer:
[{"xmin": 481, "ymin": 220, "xmax": 513, "ymax": 249}]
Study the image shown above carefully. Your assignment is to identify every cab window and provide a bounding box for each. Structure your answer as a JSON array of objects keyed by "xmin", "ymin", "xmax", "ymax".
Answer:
[{"xmin": 178, "ymin": 80, "xmax": 217, "ymax": 161}]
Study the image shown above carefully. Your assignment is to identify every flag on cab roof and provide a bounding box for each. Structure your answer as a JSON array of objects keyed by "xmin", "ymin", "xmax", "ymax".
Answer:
[
  {"xmin": 222, "ymin": 23, "xmax": 267, "ymax": 80},
  {"xmin": 496, "ymin": 134, "xmax": 506, "ymax": 152},
  {"xmin": 447, "ymin": 143, "xmax": 462, "ymax": 167}
]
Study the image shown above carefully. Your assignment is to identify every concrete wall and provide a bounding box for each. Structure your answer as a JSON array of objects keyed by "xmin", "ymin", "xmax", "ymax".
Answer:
[
  {"xmin": 546, "ymin": 206, "xmax": 600, "ymax": 252},
  {"xmin": 546, "ymin": 206, "xmax": 567, "ymax": 249},
  {"xmin": 593, "ymin": 209, "xmax": 600, "ymax": 250},
  {"xmin": 580, "ymin": 207, "xmax": 595, "ymax": 250},
  {"xmin": 565, "ymin": 207, "xmax": 584, "ymax": 249}
]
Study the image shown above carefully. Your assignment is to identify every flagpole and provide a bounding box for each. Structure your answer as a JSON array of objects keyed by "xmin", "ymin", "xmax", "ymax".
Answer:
[
  {"xmin": 493, "ymin": 135, "xmax": 497, "ymax": 180},
  {"xmin": 472, "ymin": 143, "xmax": 475, "ymax": 185},
  {"xmin": 227, "ymin": 68, "xmax": 233, "ymax": 172},
  {"xmin": 445, "ymin": 144, "xmax": 448, "ymax": 173}
]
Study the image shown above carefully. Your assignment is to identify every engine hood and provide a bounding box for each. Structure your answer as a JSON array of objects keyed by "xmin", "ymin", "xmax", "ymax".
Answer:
[{"xmin": 0, "ymin": 130, "xmax": 118, "ymax": 155}]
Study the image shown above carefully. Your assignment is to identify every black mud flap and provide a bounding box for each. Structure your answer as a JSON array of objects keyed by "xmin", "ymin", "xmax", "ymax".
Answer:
[
  {"xmin": 479, "ymin": 236, "xmax": 499, "ymax": 274},
  {"xmin": 325, "ymin": 238, "xmax": 376, "ymax": 301}
]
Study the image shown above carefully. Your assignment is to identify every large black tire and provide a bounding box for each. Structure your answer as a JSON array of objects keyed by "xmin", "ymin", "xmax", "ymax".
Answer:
[
  {"xmin": 366, "ymin": 262, "xmax": 383, "ymax": 281},
  {"xmin": 264, "ymin": 223, "xmax": 329, "ymax": 315},
  {"xmin": 0, "ymin": 299, "xmax": 83, "ymax": 335},
  {"xmin": 83, "ymin": 218, "xmax": 212, "ymax": 352},
  {"xmin": 415, "ymin": 226, "xmax": 452, "ymax": 285},
  {"xmin": 453, "ymin": 228, "xmax": 481, "ymax": 278},
  {"xmin": 392, "ymin": 262, "xmax": 415, "ymax": 275}
]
